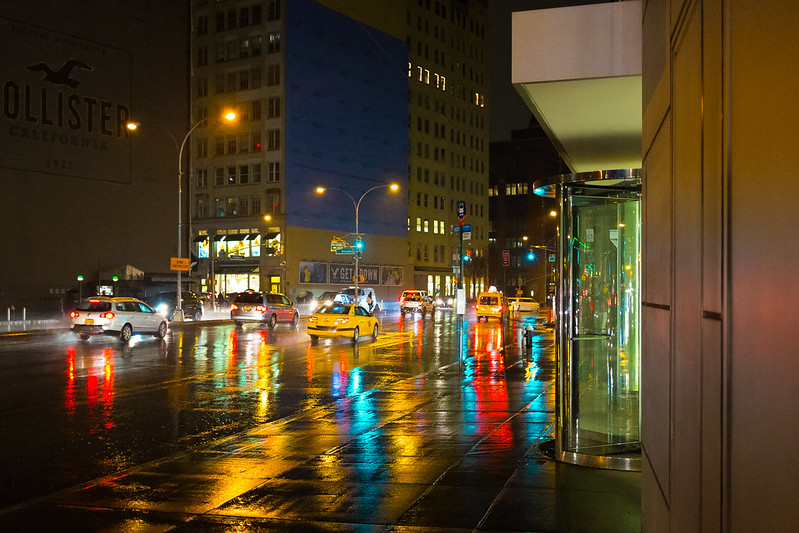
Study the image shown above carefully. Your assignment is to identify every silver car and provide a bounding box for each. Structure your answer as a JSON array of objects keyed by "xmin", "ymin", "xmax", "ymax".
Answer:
[
  {"xmin": 230, "ymin": 290, "xmax": 299, "ymax": 328},
  {"xmin": 70, "ymin": 297, "xmax": 168, "ymax": 341}
]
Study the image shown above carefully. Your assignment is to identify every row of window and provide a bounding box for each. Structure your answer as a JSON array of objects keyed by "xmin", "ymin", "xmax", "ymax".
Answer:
[
  {"xmin": 196, "ymin": 32, "xmax": 280, "ymax": 66},
  {"xmin": 414, "ymin": 116, "xmax": 486, "ymax": 151},
  {"xmin": 414, "ymin": 192, "xmax": 484, "ymax": 215},
  {"xmin": 195, "ymin": 1, "xmax": 280, "ymax": 35},
  {"xmin": 193, "ymin": 129, "xmax": 280, "ymax": 159},
  {"xmin": 414, "ymin": 0, "xmax": 486, "ymax": 40},
  {"xmin": 195, "ymin": 192, "xmax": 281, "ymax": 219},
  {"xmin": 196, "ymin": 64, "xmax": 281, "ymax": 95},
  {"xmin": 413, "ymin": 91, "xmax": 486, "ymax": 130},
  {"xmin": 195, "ymin": 163, "xmax": 280, "ymax": 189},
  {"xmin": 416, "ymin": 243, "xmax": 449, "ymax": 264},
  {"xmin": 488, "ymin": 183, "xmax": 530, "ymax": 197},
  {"xmin": 413, "ymin": 142, "xmax": 486, "ymax": 174}
]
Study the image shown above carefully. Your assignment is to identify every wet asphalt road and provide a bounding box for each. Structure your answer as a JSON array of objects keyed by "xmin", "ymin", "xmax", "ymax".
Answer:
[{"xmin": 0, "ymin": 309, "xmax": 640, "ymax": 531}]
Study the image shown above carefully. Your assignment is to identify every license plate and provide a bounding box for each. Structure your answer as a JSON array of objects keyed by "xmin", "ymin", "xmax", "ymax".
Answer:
[
  {"xmin": 243, "ymin": 306, "xmax": 251, "ymax": 311},
  {"xmin": 85, "ymin": 319, "xmax": 94, "ymax": 325}
]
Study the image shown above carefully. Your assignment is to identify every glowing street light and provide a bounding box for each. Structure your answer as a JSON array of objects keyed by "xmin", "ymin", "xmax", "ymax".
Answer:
[
  {"xmin": 315, "ymin": 183, "xmax": 399, "ymax": 299},
  {"xmin": 128, "ymin": 112, "xmax": 236, "ymax": 320}
]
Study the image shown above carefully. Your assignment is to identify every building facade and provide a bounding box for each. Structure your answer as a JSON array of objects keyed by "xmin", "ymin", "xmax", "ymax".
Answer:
[
  {"xmin": 188, "ymin": 0, "xmax": 490, "ymax": 305},
  {"xmin": 0, "ymin": 1, "xmax": 189, "ymax": 312},
  {"xmin": 488, "ymin": 119, "xmax": 562, "ymax": 303}
]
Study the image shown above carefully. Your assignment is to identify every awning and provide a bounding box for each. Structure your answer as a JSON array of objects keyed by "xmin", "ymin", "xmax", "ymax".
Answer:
[
  {"xmin": 264, "ymin": 231, "xmax": 279, "ymax": 239},
  {"xmin": 213, "ymin": 235, "xmax": 227, "ymax": 241},
  {"xmin": 226, "ymin": 234, "xmax": 247, "ymax": 241},
  {"xmin": 193, "ymin": 235, "xmax": 209, "ymax": 242},
  {"xmin": 216, "ymin": 265, "xmax": 258, "ymax": 274}
]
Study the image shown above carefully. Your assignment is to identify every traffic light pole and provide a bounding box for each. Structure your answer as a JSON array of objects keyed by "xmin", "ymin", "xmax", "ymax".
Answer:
[{"xmin": 457, "ymin": 201, "xmax": 465, "ymax": 364}]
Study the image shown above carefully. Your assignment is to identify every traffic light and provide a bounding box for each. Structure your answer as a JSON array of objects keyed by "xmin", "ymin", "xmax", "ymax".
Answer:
[
  {"xmin": 527, "ymin": 249, "xmax": 535, "ymax": 261},
  {"xmin": 463, "ymin": 249, "xmax": 472, "ymax": 262},
  {"xmin": 354, "ymin": 237, "xmax": 364, "ymax": 250}
]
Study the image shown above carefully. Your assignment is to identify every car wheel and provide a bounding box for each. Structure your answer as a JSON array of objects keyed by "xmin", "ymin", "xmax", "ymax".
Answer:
[
  {"xmin": 352, "ymin": 326, "xmax": 360, "ymax": 343},
  {"xmin": 372, "ymin": 324, "xmax": 378, "ymax": 339},
  {"xmin": 119, "ymin": 324, "xmax": 133, "ymax": 342},
  {"xmin": 268, "ymin": 314, "xmax": 277, "ymax": 329},
  {"xmin": 234, "ymin": 321, "xmax": 243, "ymax": 328},
  {"xmin": 154, "ymin": 321, "xmax": 167, "ymax": 339},
  {"xmin": 78, "ymin": 333, "xmax": 90, "ymax": 341},
  {"xmin": 291, "ymin": 313, "xmax": 299, "ymax": 327},
  {"xmin": 309, "ymin": 335, "xmax": 318, "ymax": 344}
]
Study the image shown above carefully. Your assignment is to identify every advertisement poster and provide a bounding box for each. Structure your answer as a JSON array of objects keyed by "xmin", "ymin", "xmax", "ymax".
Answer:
[
  {"xmin": 329, "ymin": 263, "xmax": 380, "ymax": 285},
  {"xmin": 299, "ymin": 262, "xmax": 328, "ymax": 284},
  {"xmin": 380, "ymin": 266, "xmax": 403, "ymax": 286}
]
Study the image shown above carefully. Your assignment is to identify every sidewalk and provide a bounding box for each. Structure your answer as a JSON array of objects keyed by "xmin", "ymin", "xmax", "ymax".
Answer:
[{"xmin": 0, "ymin": 325, "xmax": 641, "ymax": 531}]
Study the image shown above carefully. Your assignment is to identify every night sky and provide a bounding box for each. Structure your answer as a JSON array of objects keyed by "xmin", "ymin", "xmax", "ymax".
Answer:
[{"xmin": 488, "ymin": 0, "xmax": 610, "ymax": 142}]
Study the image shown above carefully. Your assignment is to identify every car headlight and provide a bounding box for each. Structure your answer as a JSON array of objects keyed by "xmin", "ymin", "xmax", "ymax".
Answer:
[{"xmin": 155, "ymin": 304, "xmax": 169, "ymax": 315}]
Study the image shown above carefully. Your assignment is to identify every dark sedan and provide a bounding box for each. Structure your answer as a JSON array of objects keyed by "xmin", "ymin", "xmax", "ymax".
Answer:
[{"xmin": 147, "ymin": 291, "xmax": 204, "ymax": 321}]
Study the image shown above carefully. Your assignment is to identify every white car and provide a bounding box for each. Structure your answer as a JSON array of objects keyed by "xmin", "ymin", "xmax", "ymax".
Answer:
[
  {"xmin": 70, "ymin": 297, "xmax": 168, "ymax": 341},
  {"xmin": 509, "ymin": 297, "xmax": 540, "ymax": 313}
]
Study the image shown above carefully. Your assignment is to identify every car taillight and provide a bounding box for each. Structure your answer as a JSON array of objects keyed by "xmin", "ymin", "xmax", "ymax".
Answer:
[
  {"xmin": 230, "ymin": 304, "xmax": 239, "ymax": 311},
  {"xmin": 70, "ymin": 311, "xmax": 79, "ymax": 318},
  {"xmin": 256, "ymin": 305, "xmax": 267, "ymax": 312},
  {"xmin": 335, "ymin": 318, "xmax": 350, "ymax": 325},
  {"xmin": 101, "ymin": 312, "xmax": 115, "ymax": 319}
]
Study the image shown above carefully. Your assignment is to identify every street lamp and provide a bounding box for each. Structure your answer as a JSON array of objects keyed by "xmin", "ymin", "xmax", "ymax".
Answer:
[
  {"xmin": 315, "ymin": 183, "xmax": 399, "ymax": 300},
  {"xmin": 129, "ymin": 112, "xmax": 236, "ymax": 321}
]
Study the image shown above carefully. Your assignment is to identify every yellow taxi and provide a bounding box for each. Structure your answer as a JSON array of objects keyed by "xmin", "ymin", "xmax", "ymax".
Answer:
[
  {"xmin": 475, "ymin": 291, "xmax": 505, "ymax": 322},
  {"xmin": 307, "ymin": 303, "xmax": 379, "ymax": 344}
]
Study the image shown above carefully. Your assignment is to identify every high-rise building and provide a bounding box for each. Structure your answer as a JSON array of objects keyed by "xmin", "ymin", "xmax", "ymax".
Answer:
[{"xmin": 189, "ymin": 0, "xmax": 489, "ymax": 303}]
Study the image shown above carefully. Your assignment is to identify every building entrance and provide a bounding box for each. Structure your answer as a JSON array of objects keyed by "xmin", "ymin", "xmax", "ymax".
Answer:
[{"xmin": 535, "ymin": 169, "xmax": 641, "ymax": 470}]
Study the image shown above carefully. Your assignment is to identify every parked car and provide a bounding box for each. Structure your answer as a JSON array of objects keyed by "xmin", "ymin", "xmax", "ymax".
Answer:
[
  {"xmin": 147, "ymin": 291, "xmax": 204, "ymax": 321},
  {"xmin": 230, "ymin": 290, "xmax": 299, "ymax": 329},
  {"xmin": 475, "ymin": 291, "xmax": 505, "ymax": 321},
  {"xmin": 400, "ymin": 294, "xmax": 435, "ymax": 316},
  {"xmin": 508, "ymin": 297, "xmax": 540, "ymax": 313},
  {"xmin": 70, "ymin": 297, "xmax": 168, "ymax": 341},
  {"xmin": 307, "ymin": 303, "xmax": 378, "ymax": 343}
]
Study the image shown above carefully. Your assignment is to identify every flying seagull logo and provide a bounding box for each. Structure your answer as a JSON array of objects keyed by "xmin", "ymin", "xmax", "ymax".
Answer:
[{"xmin": 27, "ymin": 59, "xmax": 93, "ymax": 89}]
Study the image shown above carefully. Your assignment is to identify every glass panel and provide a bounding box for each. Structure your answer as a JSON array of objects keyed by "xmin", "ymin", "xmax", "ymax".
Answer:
[{"xmin": 563, "ymin": 188, "xmax": 640, "ymax": 458}]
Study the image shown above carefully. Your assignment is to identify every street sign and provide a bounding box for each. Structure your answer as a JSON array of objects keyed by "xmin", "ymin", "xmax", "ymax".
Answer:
[
  {"xmin": 335, "ymin": 247, "xmax": 356, "ymax": 254},
  {"xmin": 462, "ymin": 231, "xmax": 472, "ymax": 240},
  {"xmin": 548, "ymin": 254, "xmax": 556, "ymax": 262},
  {"xmin": 501, "ymin": 249, "xmax": 510, "ymax": 266},
  {"xmin": 453, "ymin": 224, "xmax": 471, "ymax": 233},
  {"xmin": 457, "ymin": 200, "xmax": 466, "ymax": 222},
  {"xmin": 452, "ymin": 265, "xmax": 461, "ymax": 274},
  {"xmin": 170, "ymin": 257, "xmax": 190, "ymax": 271},
  {"xmin": 331, "ymin": 240, "xmax": 349, "ymax": 251}
]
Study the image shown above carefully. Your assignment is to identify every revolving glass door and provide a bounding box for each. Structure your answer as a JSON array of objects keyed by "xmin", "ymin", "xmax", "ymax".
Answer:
[{"xmin": 557, "ymin": 176, "xmax": 641, "ymax": 470}]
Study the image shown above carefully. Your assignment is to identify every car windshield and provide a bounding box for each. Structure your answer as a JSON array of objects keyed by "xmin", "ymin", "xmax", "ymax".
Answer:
[
  {"xmin": 318, "ymin": 304, "xmax": 350, "ymax": 315},
  {"xmin": 479, "ymin": 296, "xmax": 499, "ymax": 305},
  {"xmin": 76, "ymin": 300, "xmax": 112, "ymax": 312},
  {"xmin": 235, "ymin": 292, "xmax": 262, "ymax": 304}
]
